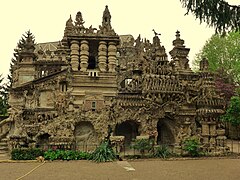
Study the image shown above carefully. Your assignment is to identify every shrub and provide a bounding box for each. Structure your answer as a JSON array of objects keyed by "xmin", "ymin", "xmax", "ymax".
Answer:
[
  {"xmin": 153, "ymin": 145, "xmax": 171, "ymax": 159},
  {"xmin": 182, "ymin": 136, "xmax": 201, "ymax": 157},
  {"xmin": 131, "ymin": 139, "xmax": 153, "ymax": 157},
  {"xmin": 11, "ymin": 148, "xmax": 44, "ymax": 160},
  {"xmin": 44, "ymin": 149, "xmax": 91, "ymax": 161},
  {"xmin": 90, "ymin": 140, "xmax": 116, "ymax": 163}
]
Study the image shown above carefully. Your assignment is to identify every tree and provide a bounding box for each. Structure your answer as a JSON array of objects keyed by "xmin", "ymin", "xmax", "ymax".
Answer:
[
  {"xmin": 0, "ymin": 75, "xmax": 8, "ymax": 116},
  {"xmin": 180, "ymin": 0, "xmax": 240, "ymax": 33},
  {"xmin": 193, "ymin": 31, "xmax": 240, "ymax": 84},
  {"xmin": 221, "ymin": 96, "xmax": 240, "ymax": 127}
]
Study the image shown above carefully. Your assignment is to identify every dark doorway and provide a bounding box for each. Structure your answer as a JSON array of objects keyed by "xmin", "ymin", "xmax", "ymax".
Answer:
[
  {"xmin": 157, "ymin": 118, "xmax": 175, "ymax": 145},
  {"xmin": 115, "ymin": 121, "xmax": 139, "ymax": 146},
  {"xmin": 37, "ymin": 133, "xmax": 50, "ymax": 148},
  {"xmin": 88, "ymin": 56, "xmax": 96, "ymax": 69}
]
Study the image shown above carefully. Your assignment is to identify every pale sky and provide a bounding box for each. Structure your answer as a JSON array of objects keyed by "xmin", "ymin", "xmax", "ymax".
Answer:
[{"xmin": 0, "ymin": 0, "xmax": 239, "ymax": 79}]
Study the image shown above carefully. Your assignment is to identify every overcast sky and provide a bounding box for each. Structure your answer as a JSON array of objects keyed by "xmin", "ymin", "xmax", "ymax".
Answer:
[{"xmin": 0, "ymin": 0, "xmax": 239, "ymax": 79}]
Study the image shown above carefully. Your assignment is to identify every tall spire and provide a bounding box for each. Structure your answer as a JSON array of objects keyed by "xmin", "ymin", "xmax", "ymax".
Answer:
[
  {"xmin": 169, "ymin": 31, "xmax": 190, "ymax": 71},
  {"xmin": 75, "ymin": 11, "xmax": 85, "ymax": 28},
  {"xmin": 64, "ymin": 15, "xmax": 74, "ymax": 36},
  {"xmin": 200, "ymin": 57, "xmax": 209, "ymax": 71},
  {"xmin": 102, "ymin": 5, "xmax": 112, "ymax": 29},
  {"xmin": 66, "ymin": 15, "xmax": 74, "ymax": 27},
  {"xmin": 172, "ymin": 30, "xmax": 185, "ymax": 47},
  {"xmin": 98, "ymin": 5, "xmax": 116, "ymax": 36}
]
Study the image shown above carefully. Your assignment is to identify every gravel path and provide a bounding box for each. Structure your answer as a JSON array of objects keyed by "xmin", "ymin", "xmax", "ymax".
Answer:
[{"xmin": 0, "ymin": 159, "xmax": 240, "ymax": 180}]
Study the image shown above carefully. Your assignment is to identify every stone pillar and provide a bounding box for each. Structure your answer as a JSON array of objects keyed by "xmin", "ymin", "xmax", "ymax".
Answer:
[
  {"xmin": 70, "ymin": 40, "xmax": 79, "ymax": 71},
  {"xmin": 108, "ymin": 42, "xmax": 117, "ymax": 72},
  {"xmin": 80, "ymin": 40, "xmax": 89, "ymax": 72},
  {"xmin": 209, "ymin": 124, "xmax": 216, "ymax": 136},
  {"xmin": 201, "ymin": 123, "xmax": 209, "ymax": 144},
  {"xmin": 98, "ymin": 41, "xmax": 107, "ymax": 72}
]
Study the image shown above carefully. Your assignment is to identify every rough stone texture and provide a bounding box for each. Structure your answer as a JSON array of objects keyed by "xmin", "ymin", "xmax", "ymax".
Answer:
[{"xmin": 0, "ymin": 6, "xmax": 226, "ymax": 153}]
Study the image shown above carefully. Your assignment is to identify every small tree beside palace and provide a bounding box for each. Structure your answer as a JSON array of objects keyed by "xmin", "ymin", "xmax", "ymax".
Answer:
[
  {"xmin": 0, "ymin": 75, "xmax": 8, "ymax": 117},
  {"xmin": 221, "ymin": 96, "xmax": 240, "ymax": 138}
]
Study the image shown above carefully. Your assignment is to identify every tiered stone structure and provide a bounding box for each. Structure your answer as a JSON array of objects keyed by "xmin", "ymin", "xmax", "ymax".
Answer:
[{"xmin": 0, "ymin": 6, "xmax": 227, "ymax": 154}]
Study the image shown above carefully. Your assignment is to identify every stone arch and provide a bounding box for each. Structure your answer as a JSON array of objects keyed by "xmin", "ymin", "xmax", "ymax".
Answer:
[
  {"xmin": 157, "ymin": 117, "xmax": 175, "ymax": 145},
  {"xmin": 74, "ymin": 121, "xmax": 97, "ymax": 147},
  {"xmin": 36, "ymin": 133, "xmax": 50, "ymax": 148},
  {"xmin": 115, "ymin": 120, "xmax": 139, "ymax": 146}
]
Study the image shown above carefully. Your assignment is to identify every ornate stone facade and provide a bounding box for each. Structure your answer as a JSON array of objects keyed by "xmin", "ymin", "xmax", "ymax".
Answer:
[{"xmin": 2, "ymin": 6, "xmax": 226, "ymax": 152}]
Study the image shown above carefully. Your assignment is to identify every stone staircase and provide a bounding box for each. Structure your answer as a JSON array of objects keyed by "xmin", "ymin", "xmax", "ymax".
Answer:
[{"xmin": 0, "ymin": 138, "xmax": 10, "ymax": 160}]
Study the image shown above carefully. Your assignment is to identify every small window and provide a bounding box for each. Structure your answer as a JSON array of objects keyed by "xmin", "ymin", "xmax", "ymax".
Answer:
[
  {"xmin": 41, "ymin": 70, "xmax": 45, "ymax": 77},
  {"xmin": 91, "ymin": 101, "xmax": 96, "ymax": 111},
  {"xmin": 88, "ymin": 71, "xmax": 98, "ymax": 77},
  {"xmin": 88, "ymin": 56, "xmax": 96, "ymax": 69},
  {"xmin": 60, "ymin": 82, "xmax": 67, "ymax": 92}
]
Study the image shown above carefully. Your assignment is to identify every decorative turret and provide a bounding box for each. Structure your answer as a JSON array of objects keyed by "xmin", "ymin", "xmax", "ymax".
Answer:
[
  {"xmin": 196, "ymin": 57, "xmax": 226, "ymax": 150},
  {"xmin": 199, "ymin": 57, "xmax": 209, "ymax": 71},
  {"xmin": 152, "ymin": 30, "xmax": 168, "ymax": 63},
  {"xmin": 152, "ymin": 29, "xmax": 161, "ymax": 47},
  {"xmin": 169, "ymin": 31, "xmax": 190, "ymax": 71},
  {"xmin": 75, "ymin": 11, "xmax": 85, "ymax": 34},
  {"xmin": 102, "ymin": 5, "xmax": 112, "ymax": 30},
  {"xmin": 64, "ymin": 15, "xmax": 74, "ymax": 36},
  {"xmin": 98, "ymin": 6, "xmax": 116, "ymax": 36},
  {"xmin": 14, "ymin": 31, "xmax": 37, "ymax": 85}
]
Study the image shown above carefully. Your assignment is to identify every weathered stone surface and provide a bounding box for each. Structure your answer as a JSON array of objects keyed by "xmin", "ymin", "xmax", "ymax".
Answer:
[{"xmin": 0, "ymin": 6, "xmax": 226, "ymax": 153}]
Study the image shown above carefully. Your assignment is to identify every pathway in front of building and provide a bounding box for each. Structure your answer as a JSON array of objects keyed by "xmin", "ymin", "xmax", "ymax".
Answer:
[{"xmin": 0, "ymin": 159, "xmax": 240, "ymax": 180}]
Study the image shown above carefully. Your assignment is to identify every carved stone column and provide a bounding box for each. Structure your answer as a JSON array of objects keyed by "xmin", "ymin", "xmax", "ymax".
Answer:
[
  {"xmin": 98, "ymin": 41, "xmax": 107, "ymax": 72},
  {"xmin": 80, "ymin": 40, "xmax": 89, "ymax": 72},
  {"xmin": 70, "ymin": 40, "xmax": 79, "ymax": 71},
  {"xmin": 107, "ymin": 42, "xmax": 117, "ymax": 72},
  {"xmin": 201, "ymin": 122, "xmax": 209, "ymax": 144}
]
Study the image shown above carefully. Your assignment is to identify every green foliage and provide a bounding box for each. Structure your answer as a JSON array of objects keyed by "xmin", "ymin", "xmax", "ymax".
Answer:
[
  {"xmin": 193, "ymin": 32, "xmax": 240, "ymax": 84},
  {"xmin": 182, "ymin": 137, "xmax": 201, "ymax": 157},
  {"xmin": 180, "ymin": 0, "xmax": 240, "ymax": 33},
  {"xmin": 221, "ymin": 96, "xmax": 240, "ymax": 126},
  {"xmin": 153, "ymin": 145, "xmax": 171, "ymax": 159},
  {"xmin": 44, "ymin": 149, "xmax": 91, "ymax": 161},
  {"xmin": 11, "ymin": 148, "xmax": 44, "ymax": 160},
  {"xmin": 0, "ymin": 75, "xmax": 8, "ymax": 116},
  {"xmin": 90, "ymin": 140, "xmax": 117, "ymax": 163},
  {"xmin": 131, "ymin": 139, "xmax": 153, "ymax": 156}
]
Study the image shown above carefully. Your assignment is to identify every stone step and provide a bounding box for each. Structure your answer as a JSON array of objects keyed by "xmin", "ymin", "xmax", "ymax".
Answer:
[
  {"xmin": 0, "ymin": 153, "xmax": 10, "ymax": 160},
  {"xmin": 0, "ymin": 148, "xmax": 8, "ymax": 153},
  {"xmin": 0, "ymin": 152, "xmax": 8, "ymax": 155},
  {"xmin": 0, "ymin": 146, "xmax": 8, "ymax": 151},
  {"xmin": 1, "ymin": 138, "xmax": 8, "ymax": 142},
  {"xmin": 0, "ymin": 142, "xmax": 7, "ymax": 146}
]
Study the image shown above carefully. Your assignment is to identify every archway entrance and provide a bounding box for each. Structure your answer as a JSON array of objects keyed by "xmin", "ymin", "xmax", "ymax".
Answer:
[
  {"xmin": 157, "ymin": 117, "xmax": 175, "ymax": 145},
  {"xmin": 36, "ymin": 133, "xmax": 50, "ymax": 148},
  {"xmin": 75, "ymin": 121, "xmax": 96, "ymax": 151},
  {"xmin": 115, "ymin": 121, "xmax": 139, "ymax": 146}
]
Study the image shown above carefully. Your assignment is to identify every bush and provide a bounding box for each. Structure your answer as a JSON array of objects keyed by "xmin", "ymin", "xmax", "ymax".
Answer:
[
  {"xmin": 131, "ymin": 139, "xmax": 153, "ymax": 157},
  {"xmin": 90, "ymin": 140, "xmax": 116, "ymax": 163},
  {"xmin": 11, "ymin": 148, "xmax": 44, "ymax": 160},
  {"xmin": 153, "ymin": 145, "xmax": 171, "ymax": 159},
  {"xmin": 44, "ymin": 149, "xmax": 91, "ymax": 161},
  {"xmin": 182, "ymin": 137, "xmax": 201, "ymax": 157}
]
